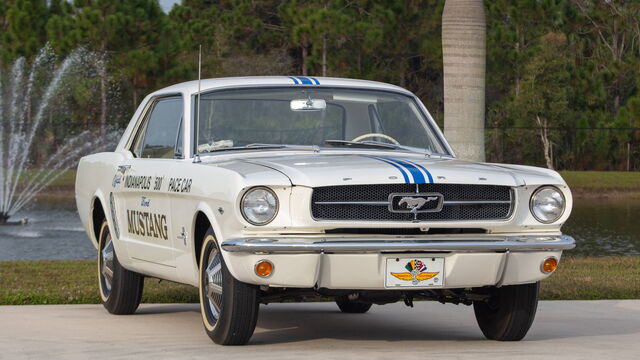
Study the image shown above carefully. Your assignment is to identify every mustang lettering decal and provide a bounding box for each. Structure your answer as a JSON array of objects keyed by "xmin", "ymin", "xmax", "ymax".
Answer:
[{"xmin": 126, "ymin": 209, "xmax": 168, "ymax": 240}]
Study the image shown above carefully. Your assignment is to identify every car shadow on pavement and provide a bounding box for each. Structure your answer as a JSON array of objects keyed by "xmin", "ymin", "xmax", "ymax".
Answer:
[
  {"xmin": 128, "ymin": 302, "xmax": 640, "ymax": 345},
  {"xmin": 524, "ymin": 301, "xmax": 640, "ymax": 342},
  {"xmin": 250, "ymin": 305, "xmax": 483, "ymax": 345},
  {"xmin": 135, "ymin": 304, "xmax": 200, "ymax": 315},
  {"xmin": 249, "ymin": 302, "xmax": 640, "ymax": 345}
]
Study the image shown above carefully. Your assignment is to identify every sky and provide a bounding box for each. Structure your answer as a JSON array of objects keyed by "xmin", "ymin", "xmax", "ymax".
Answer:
[{"xmin": 159, "ymin": 0, "xmax": 181, "ymax": 13}]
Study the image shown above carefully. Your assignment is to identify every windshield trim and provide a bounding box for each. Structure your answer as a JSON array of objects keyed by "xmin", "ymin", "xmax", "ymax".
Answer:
[{"xmin": 190, "ymin": 85, "xmax": 451, "ymax": 158}]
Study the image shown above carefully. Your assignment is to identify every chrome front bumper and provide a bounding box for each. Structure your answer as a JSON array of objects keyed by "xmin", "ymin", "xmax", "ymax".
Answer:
[{"xmin": 221, "ymin": 234, "xmax": 575, "ymax": 254}]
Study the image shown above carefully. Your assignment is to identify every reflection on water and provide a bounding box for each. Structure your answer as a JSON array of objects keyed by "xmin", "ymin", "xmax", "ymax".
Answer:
[
  {"xmin": 0, "ymin": 196, "xmax": 638, "ymax": 260},
  {"xmin": 563, "ymin": 198, "xmax": 640, "ymax": 257},
  {"xmin": 0, "ymin": 197, "xmax": 95, "ymax": 261}
]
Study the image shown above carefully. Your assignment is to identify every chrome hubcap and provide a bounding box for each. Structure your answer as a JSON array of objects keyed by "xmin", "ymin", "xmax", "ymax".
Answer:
[
  {"xmin": 204, "ymin": 246, "xmax": 223, "ymax": 324},
  {"xmin": 101, "ymin": 236, "xmax": 114, "ymax": 293}
]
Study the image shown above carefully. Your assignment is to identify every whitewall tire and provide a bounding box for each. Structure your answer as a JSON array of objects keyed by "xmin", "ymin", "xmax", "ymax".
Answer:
[
  {"xmin": 97, "ymin": 220, "xmax": 144, "ymax": 314},
  {"xmin": 198, "ymin": 227, "xmax": 259, "ymax": 345}
]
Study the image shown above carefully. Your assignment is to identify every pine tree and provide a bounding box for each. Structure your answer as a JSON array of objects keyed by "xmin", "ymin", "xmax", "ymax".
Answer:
[{"xmin": 2, "ymin": 0, "xmax": 49, "ymax": 61}]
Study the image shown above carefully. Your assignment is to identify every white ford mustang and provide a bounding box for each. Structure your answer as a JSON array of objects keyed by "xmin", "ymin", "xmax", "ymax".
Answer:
[{"xmin": 75, "ymin": 76, "xmax": 575, "ymax": 345}]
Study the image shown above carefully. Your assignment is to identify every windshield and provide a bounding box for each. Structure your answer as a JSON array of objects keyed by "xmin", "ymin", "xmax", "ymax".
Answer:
[{"xmin": 194, "ymin": 87, "xmax": 448, "ymax": 155}]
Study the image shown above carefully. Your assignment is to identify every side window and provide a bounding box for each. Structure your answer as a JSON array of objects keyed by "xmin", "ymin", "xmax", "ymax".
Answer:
[{"xmin": 132, "ymin": 96, "xmax": 183, "ymax": 159}]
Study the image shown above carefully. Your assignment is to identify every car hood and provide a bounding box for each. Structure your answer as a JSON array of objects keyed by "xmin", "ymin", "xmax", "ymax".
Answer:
[{"xmin": 236, "ymin": 153, "xmax": 565, "ymax": 188}]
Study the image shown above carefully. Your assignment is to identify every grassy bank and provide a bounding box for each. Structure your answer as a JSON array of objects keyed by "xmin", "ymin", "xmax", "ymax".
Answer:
[
  {"xmin": 0, "ymin": 260, "xmax": 198, "ymax": 305},
  {"xmin": 1, "ymin": 257, "xmax": 638, "ymax": 305},
  {"xmin": 541, "ymin": 257, "xmax": 640, "ymax": 300},
  {"xmin": 560, "ymin": 171, "xmax": 640, "ymax": 197},
  {"xmin": 11, "ymin": 169, "xmax": 76, "ymax": 188}
]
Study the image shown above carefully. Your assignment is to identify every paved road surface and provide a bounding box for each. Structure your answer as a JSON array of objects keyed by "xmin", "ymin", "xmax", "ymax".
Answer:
[{"xmin": 1, "ymin": 300, "xmax": 639, "ymax": 359}]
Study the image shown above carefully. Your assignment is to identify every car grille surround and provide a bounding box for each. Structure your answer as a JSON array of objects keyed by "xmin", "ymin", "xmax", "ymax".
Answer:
[{"xmin": 311, "ymin": 184, "xmax": 514, "ymax": 221}]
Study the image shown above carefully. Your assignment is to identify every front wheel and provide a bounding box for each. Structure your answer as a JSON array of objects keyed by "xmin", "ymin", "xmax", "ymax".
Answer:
[
  {"xmin": 97, "ymin": 220, "xmax": 144, "ymax": 314},
  {"xmin": 199, "ymin": 228, "xmax": 259, "ymax": 345},
  {"xmin": 473, "ymin": 282, "xmax": 540, "ymax": 341}
]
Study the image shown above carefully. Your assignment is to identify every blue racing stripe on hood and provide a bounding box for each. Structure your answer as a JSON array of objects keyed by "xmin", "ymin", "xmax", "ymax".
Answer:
[
  {"xmin": 363, "ymin": 155, "xmax": 410, "ymax": 183},
  {"xmin": 378, "ymin": 157, "xmax": 426, "ymax": 184},
  {"xmin": 403, "ymin": 159, "xmax": 434, "ymax": 183}
]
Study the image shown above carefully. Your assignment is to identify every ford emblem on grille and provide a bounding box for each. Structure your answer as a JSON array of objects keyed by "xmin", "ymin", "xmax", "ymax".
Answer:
[{"xmin": 389, "ymin": 193, "xmax": 444, "ymax": 214}]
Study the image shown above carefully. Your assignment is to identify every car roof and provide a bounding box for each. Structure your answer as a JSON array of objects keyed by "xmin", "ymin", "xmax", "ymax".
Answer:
[{"xmin": 150, "ymin": 76, "xmax": 413, "ymax": 97}]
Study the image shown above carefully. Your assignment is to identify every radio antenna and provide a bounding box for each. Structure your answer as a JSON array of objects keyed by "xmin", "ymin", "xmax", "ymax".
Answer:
[{"xmin": 193, "ymin": 44, "xmax": 202, "ymax": 163}]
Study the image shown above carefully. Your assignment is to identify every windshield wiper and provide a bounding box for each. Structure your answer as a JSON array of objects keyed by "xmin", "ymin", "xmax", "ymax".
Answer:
[
  {"xmin": 324, "ymin": 140, "xmax": 435, "ymax": 156},
  {"xmin": 324, "ymin": 140, "xmax": 398, "ymax": 149},
  {"xmin": 205, "ymin": 143, "xmax": 287, "ymax": 153}
]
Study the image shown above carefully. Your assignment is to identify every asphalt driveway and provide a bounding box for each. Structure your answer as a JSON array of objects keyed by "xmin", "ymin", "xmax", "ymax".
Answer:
[{"xmin": 1, "ymin": 300, "xmax": 638, "ymax": 359}]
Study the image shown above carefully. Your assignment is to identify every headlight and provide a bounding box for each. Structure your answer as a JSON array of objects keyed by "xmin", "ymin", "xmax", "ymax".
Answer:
[
  {"xmin": 530, "ymin": 186, "xmax": 565, "ymax": 223},
  {"xmin": 241, "ymin": 187, "xmax": 278, "ymax": 225}
]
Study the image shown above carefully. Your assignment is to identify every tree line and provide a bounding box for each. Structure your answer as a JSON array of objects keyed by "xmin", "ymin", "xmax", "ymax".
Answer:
[{"xmin": 0, "ymin": 0, "xmax": 638, "ymax": 170}]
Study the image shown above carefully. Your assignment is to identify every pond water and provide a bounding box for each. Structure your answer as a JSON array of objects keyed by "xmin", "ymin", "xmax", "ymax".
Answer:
[
  {"xmin": 0, "ymin": 198, "xmax": 95, "ymax": 261},
  {"xmin": 0, "ymin": 197, "xmax": 638, "ymax": 261},
  {"xmin": 562, "ymin": 198, "xmax": 640, "ymax": 257}
]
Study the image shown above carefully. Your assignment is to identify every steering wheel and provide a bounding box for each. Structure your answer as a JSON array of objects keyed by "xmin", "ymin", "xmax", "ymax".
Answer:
[{"xmin": 351, "ymin": 133, "xmax": 400, "ymax": 145}]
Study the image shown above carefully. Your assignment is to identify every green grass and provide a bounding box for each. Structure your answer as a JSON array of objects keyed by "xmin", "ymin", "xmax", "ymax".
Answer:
[
  {"xmin": 1, "ymin": 257, "xmax": 638, "ymax": 305},
  {"xmin": 0, "ymin": 260, "xmax": 197, "ymax": 305},
  {"xmin": 541, "ymin": 257, "xmax": 640, "ymax": 300},
  {"xmin": 559, "ymin": 171, "xmax": 640, "ymax": 192},
  {"xmin": 3, "ymin": 169, "xmax": 76, "ymax": 189}
]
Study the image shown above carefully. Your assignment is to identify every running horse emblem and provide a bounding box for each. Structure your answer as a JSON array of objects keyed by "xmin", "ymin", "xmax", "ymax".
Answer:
[{"xmin": 398, "ymin": 196, "xmax": 439, "ymax": 214}]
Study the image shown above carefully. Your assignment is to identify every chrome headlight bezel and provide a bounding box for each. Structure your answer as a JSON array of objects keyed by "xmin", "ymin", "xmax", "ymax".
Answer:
[
  {"xmin": 529, "ymin": 185, "xmax": 566, "ymax": 224},
  {"xmin": 240, "ymin": 187, "xmax": 279, "ymax": 226}
]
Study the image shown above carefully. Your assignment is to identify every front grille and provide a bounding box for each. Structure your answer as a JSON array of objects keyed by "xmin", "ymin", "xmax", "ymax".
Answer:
[
  {"xmin": 311, "ymin": 184, "xmax": 513, "ymax": 221},
  {"xmin": 324, "ymin": 228, "xmax": 488, "ymax": 235}
]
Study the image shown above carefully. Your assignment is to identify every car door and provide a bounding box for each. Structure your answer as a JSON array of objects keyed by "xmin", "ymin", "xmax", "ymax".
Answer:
[{"xmin": 114, "ymin": 95, "xmax": 184, "ymax": 267}]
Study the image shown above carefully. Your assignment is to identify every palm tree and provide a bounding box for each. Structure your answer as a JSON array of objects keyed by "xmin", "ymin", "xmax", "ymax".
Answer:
[{"xmin": 442, "ymin": 0, "xmax": 486, "ymax": 162}]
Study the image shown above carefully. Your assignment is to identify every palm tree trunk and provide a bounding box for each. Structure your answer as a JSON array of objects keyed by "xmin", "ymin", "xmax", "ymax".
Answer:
[{"xmin": 442, "ymin": 0, "xmax": 486, "ymax": 161}]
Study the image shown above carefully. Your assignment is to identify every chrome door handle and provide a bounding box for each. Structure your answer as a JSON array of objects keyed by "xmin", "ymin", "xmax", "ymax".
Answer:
[{"xmin": 117, "ymin": 164, "xmax": 131, "ymax": 174}]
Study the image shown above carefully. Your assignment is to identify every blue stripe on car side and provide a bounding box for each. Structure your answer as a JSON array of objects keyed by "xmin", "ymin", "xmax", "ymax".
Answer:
[
  {"xmin": 403, "ymin": 159, "xmax": 434, "ymax": 183},
  {"xmin": 380, "ymin": 157, "xmax": 426, "ymax": 184},
  {"xmin": 364, "ymin": 155, "xmax": 410, "ymax": 183},
  {"xmin": 288, "ymin": 76, "xmax": 300, "ymax": 84},
  {"xmin": 296, "ymin": 76, "xmax": 314, "ymax": 85}
]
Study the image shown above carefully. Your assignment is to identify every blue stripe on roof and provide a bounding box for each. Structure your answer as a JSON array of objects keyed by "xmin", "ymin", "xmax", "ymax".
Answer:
[
  {"xmin": 296, "ymin": 76, "xmax": 314, "ymax": 85},
  {"xmin": 288, "ymin": 76, "xmax": 300, "ymax": 85},
  {"xmin": 310, "ymin": 77, "xmax": 320, "ymax": 85}
]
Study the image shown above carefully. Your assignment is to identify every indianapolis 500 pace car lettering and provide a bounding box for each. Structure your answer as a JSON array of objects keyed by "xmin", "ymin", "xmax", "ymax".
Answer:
[{"xmin": 76, "ymin": 76, "xmax": 575, "ymax": 345}]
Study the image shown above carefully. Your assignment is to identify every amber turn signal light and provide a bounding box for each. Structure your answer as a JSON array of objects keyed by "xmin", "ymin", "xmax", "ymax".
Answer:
[
  {"xmin": 541, "ymin": 257, "xmax": 558, "ymax": 274},
  {"xmin": 255, "ymin": 260, "xmax": 274, "ymax": 277}
]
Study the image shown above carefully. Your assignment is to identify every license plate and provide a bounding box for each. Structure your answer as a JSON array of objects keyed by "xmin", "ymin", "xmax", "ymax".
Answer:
[{"xmin": 385, "ymin": 257, "xmax": 445, "ymax": 288}]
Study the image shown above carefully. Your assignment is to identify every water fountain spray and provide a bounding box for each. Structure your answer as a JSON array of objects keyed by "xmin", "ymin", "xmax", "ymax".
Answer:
[{"xmin": 0, "ymin": 45, "xmax": 120, "ymax": 224}]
